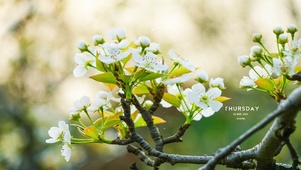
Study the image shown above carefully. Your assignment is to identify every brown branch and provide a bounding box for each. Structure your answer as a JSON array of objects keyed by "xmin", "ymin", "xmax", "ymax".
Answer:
[
  {"xmin": 163, "ymin": 123, "xmax": 191, "ymax": 145},
  {"xmin": 132, "ymin": 95, "xmax": 164, "ymax": 152},
  {"xmin": 199, "ymin": 85, "xmax": 301, "ymax": 170}
]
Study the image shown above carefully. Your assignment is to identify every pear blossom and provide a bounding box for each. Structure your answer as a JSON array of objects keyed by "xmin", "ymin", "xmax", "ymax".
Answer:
[
  {"xmin": 68, "ymin": 96, "xmax": 91, "ymax": 119},
  {"xmin": 163, "ymin": 74, "xmax": 191, "ymax": 85},
  {"xmin": 77, "ymin": 40, "xmax": 89, "ymax": 52},
  {"xmin": 187, "ymin": 83, "xmax": 223, "ymax": 116},
  {"xmin": 252, "ymin": 33, "xmax": 262, "ymax": 43},
  {"xmin": 194, "ymin": 71, "xmax": 209, "ymax": 83},
  {"xmin": 46, "ymin": 121, "xmax": 71, "ymax": 144},
  {"xmin": 135, "ymin": 36, "xmax": 151, "ymax": 47},
  {"xmin": 283, "ymin": 38, "xmax": 301, "ymax": 59},
  {"xmin": 145, "ymin": 43, "xmax": 161, "ymax": 54},
  {"xmin": 273, "ymin": 26, "xmax": 284, "ymax": 36},
  {"xmin": 92, "ymin": 35, "xmax": 104, "ymax": 45},
  {"xmin": 239, "ymin": 76, "xmax": 256, "ymax": 89},
  {"xmin": 249, "ymin": 46, "xmax": 262, "ymax": 61},
  {"xmin": 278, "ymin": 33, "xmax": 288, "ymax": 44},
  {"xmin": 287, "ymin": 24, "xmax": 297, "ymax": 34},
  {"xmin": 88, "ymin": 91, "xmax": 113, "ymax": 112},
  {"xmin": 46, "ymin": 121, "xmax": 72, "ymax": 162},
  {"xmin": 272, "ymin": 57, "xmax": 297, "ymax": 76},
  {"xmin": 168, "ymin": 50, "xmax": 195, "ymax": 72},
  {"xmin": 107, "ymin": 28, "xmax": 126, "ymax": 41},
  {"xmin": 133, "ymin": 52, "xmax": 168, "ymax": 72},
  {"xmin": 238, "ymin": 55, "xmax": 251, "ymax": 67},
  {"xmin": 61, "ymin": 143, "xmax": 72, "ymax": 162},
  {"xmin": 73, "ymin": 53, "xmax": 95, "ymax": 77},
  {"xmin": 249, "ymin": 65, "xmax": 272, "ymax": 80},
  {"xmin": 239, "ymin": 65, "xmax": 272, "ymax": 89},
  {"xmin": 98, "ymin": 40, "xmax": 130, "ymax": 64},
  {"xmin": 209, "ymin": 77, "xmax": 225, "ymax": 89}
]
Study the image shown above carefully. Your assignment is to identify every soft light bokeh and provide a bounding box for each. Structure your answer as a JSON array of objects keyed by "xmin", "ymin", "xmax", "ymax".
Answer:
[{"xmin": 1, "ymin": 0, "xmax": 301, "ymax": 169}]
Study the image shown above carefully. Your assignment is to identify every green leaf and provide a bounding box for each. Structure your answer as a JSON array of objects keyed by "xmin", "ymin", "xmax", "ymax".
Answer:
[
  {"xmin": 255, "ymin": 78, "xmax": 274, "ymax": 91},
  {"xmin": 96, "ymin": 56, "xmax": 106, "ymax": 72},
  {"xmin": 94, "ymin": 112, "xmax": 122, "ymax": 132},
  {"xmin": 90, "ymin": 72, "xmax": 117, "ymax": 84},
  {"xmin": 169, "ymin": 66, "xmax": 191, "ymax": 77},
  {"xmin": 162, "ymin": 93, "xmax": 180, "ymax": 108},
  {"xmin": 139, "ymin": 73, "xmax": 164, "ymax": 81},
  {"xmin": 121, "ymin": 53, "xmax": 132, "ymax": 66},
  {"xmin": 134, "ymin": 115, "xmax": 166, "ymax": 128},
  {"xmin": 133, "ymin": 85, "xmax": 150, "ymax": 94}
]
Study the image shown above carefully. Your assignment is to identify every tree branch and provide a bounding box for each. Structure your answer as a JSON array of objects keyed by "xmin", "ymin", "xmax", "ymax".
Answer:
[{"xmin": 199, "ymin": 86, "xmax": 301, "ymax": 170}]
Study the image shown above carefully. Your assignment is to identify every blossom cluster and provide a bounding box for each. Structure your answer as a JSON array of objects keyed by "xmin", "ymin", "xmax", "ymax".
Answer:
[
  {"xmin": 238, "ymin": 24, "xmax": 301, "ymax": 102},
  {"xmin": 46, "ymin": 28, "xmax": 228, "ymax": 161}
]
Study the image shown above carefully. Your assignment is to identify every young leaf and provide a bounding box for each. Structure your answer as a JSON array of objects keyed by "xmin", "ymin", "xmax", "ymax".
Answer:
[
  {"xmin": 134, "ymin": 115, "xmax": 166, "ymax": 128},
  {"xmin": 95, "ymin": 56, "xmax": 106, "ymax": 72},
  {"xmin": 133, "ymin": 85, "xmax": 149, "ymax": 94},
  {"xmin": 255, "ymin": 78, "xmax": 274, "ymax": 91},
  {"xmin": 139, "ymin": 73, "xmax": 163, "ymax": 81},
  {"xmin": 94, "ymin": 112, "xmax": 122, "ymax": 132},
  {"xmin": 83, "ymin": 126, "xmax": 99, "ymax": 140},
  {"xmin": 162, "ymin": 93, "xmax": 180, "ymax": 108},
  {"xmin": 215, "ymin": 96, "xmax": 230, "ymax": 102},
  {"xmin": 90, "ymin": 72, "xmax": 117, "ymax": 84},
  {"xmin": 169, "ymin": 66, "xmax": 191, "ymax": 77}
]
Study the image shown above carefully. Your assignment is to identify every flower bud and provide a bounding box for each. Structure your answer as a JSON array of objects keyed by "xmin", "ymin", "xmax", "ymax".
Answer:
[
  {"xmin": 143, "ymin": 100, "xmax": 153, "ymax": 110},
  {"xmin": 273, "ymin": 26, "xmax": 284, "ymax": 36},
  {"xmin": 69, "ymin": 112, "xmax": 81, "ymax": 121},
  {"xmin": 286, "ymin": 24, "xmax": 297, "ymax": 34},
  {"xmin": 194, "ymin": 71, "xmax": 209, "ymax": 83},
  {"xmin": 249, "ymin": 46, "xmax": 262, "ymax": 61},
  {"xmin": 146, "ymin": 43, "xmax": 161, "ymax": 54},
  {"xmin": 92, "ymin": 35, "xmax": 105, "ymax": 46},
  {"xmin": 77, "ymin": 40, "xmax": 89, "ymax": 52},
  {"xmin": 252, "ymin": 33, "xmax": 262, "ymax": 43},
  {"xmin": 138, "ymin": 36, "xmax": 151, "ymax": 47},
  {"xmin": 278, "ymin": 33, "xmax": 288, "ymax": 44},
  {"xmin": 210, "ymin": 77, "xmax": 225, "ymax": 89},
  {"xmin": 238, "ymin": 55, "xmax": 251, "ymax": 67}
]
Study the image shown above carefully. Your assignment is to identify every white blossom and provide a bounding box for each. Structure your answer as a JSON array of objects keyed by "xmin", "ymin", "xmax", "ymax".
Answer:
[
  {"xmin": 168, "ymin": 50, "xmax": 195, "ymax": 72},
  {"xmin": 163, "ymin": 74, "xmax": 191, "ymax": 85},
  {"xmin": 187, "ymin": 83, "xmax": 223, "ymax": 117},
  {"xmin": 73, "ymin": 53, "xmax": 95, "ymax": 77},
  {"xmin": 107, "ymin": 28, "xmax": 126, "ymax": 40},
  {"xmin": 133, "ymin": 52, "xmax": 168, "ymax": 72},
  {"xmin": 98, "ymin": 40, "xmax": 129, "ymax": 64}
]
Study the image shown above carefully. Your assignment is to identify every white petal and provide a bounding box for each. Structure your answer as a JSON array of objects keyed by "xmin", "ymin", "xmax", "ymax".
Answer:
[
  {"xmin": 74, "ymin": 53, "xmax": 86, "ymax": 65},
  {"xmin": 73, "ymin": 65, "xmax": 87, "ymax": 77},
  {"xmin": 160, "ymin": 100, "xmax": 172, "ymax": 108},
  {"xmin": 47, "ymin": 127, "xmax": 61, "ymax": 139},
  {"xmin": 132, "ymin": 53, "xmax": 143, "ymax": 63},
  {"xmin": 195, "ymin": 102, "xmax": 208, "ymax": 110},
  {"xmin": 80, "ymin": 96, "xmax": 91, "ymax": 106},
  {"xmin": 207, "ymin": 88, "xmax": 221, "ymax": 99},
  {"xmin": 98, "ymin": 56, "xmax": 115, "ymax": 64},
  {"xmin": 61, "ymin": 144, "xmax": 72, "ymax": 162},
  {"xmin": 58, "ymin": 121, "xmax": 69, "ymax": 132},
  {"xmin": 193, "ymin": 113, "xmax": 202, "ymax": 121},
  {"xmin": 209, "ymin": 101, "xmax": 223, "ymax": 112},
  {"xmin": 191, "ymin": 83, "xmax": 206, "ymax": 96},
  {"xmin": 272, "ymin": 58, "xmax": 282, "ymax": 76},
  {"xmin": 187, "ymin": 91, "xmax": 199, "ymax": 103},
  {"xmin": 201, "ymin": 108, "xmax": 215, "ymax": 117}
]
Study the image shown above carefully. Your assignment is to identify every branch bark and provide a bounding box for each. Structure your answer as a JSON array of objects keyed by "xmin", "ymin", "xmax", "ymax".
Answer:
[{"xmin": 200, "ymin": 86, "xmax": 301, "ymax": 170}]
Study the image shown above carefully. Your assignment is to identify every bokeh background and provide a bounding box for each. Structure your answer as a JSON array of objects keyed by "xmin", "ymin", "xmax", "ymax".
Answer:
[{"xmin": 1, "ymin": 0, "xmax": 301, "ymax": 170}]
